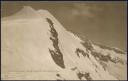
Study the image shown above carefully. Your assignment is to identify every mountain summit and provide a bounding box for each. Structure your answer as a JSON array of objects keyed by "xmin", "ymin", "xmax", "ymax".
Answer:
[
  {"xmin": 13, "ymin": 6, "xmax": 40, "ymax": 18},
  {"xmin": 1, "ymin": 6, "xmax": 127, "ymax": 80},
  {"xmin": 2, "ymin": 6, "xmax": 41, "ymax": 20}
]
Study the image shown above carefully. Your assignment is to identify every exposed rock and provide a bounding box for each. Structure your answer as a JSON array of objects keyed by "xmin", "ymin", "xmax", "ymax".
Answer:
[
  {"xmin": 77, "ymin": 72, "xmax": 92, "ymax": 80},
  {"xmin": 91, "ymin": 51, "xmax": 124, "ymax": 64},
  {"xmin": 95, "ymin": 43, "xmax": 125, "ymax": 54},
  {"xmin": 75, "ymin": 48, "xmax": 89, "ymax": 58},
  {"xmin": 81, "ymin": 40, "xmax": 94, "ymax": 52},
  {"xmin": 47, "ymin": 18, "xmax": 65, "ymax": 69}
]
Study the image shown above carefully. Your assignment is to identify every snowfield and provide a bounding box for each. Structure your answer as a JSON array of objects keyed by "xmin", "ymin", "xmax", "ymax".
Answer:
[{"xmin": 1, "ymin": 6, "xmax": 127, "ymax": 80}]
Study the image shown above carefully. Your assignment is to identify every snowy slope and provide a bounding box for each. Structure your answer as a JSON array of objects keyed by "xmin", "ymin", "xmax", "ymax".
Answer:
[{"xmin": 1, "ymin": 6, "xmax": 127, "ymax": 80}]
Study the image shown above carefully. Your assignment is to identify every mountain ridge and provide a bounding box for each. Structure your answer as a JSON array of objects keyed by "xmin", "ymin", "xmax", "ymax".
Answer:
[{"xmin": 1, "ymin": 6, "xmax": 127, "ymax": 80}]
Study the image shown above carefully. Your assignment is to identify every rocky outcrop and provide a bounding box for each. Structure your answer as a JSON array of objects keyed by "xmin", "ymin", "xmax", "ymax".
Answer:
[
  {"xmin": 91, "ymin": 51, "xmax": 125, "ymax": 64},
  {"xmin": 77, "ymin": 72, "xmax": 92, "ymax": 80},
  {"xmin": 75, "ymin": 48, "xmax": 89, "ymax": 58},
  {"xmin": 46, "ymin": 18, "xmax": 65, "ymax": 69},
  {"xmin": 95, "ymin": 43, "xmax": 125, "ymax": 54},
  {"xmin": 81, "ymin": 40, "xmax": 94, "ymax": 52}
]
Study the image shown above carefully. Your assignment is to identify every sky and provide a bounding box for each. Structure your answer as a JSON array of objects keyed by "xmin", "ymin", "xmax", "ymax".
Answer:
[{"xmin": 1, "ymin": 1, "xmax": 127, "ymax": 51}]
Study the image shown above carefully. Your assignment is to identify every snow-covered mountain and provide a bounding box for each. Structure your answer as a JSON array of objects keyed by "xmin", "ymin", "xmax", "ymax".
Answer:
[{"xmin": 1, "ymin": 6, "xmax": 127, "ymax": 80}]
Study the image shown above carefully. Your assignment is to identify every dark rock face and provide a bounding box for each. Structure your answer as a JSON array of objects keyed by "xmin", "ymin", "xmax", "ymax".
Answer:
[
  {"xmin": 56, "ymin": 73, "xmax": 65, "ymax": 80},
  {"xmin": 46, "ymin": 18, "xmax": 65, "ymax": 69},
  {"xmin": 71, "ymin": 67, "xmax": 77, "ymax": 71},
  {"xmin": 70, "ymin": 64, "xmax": 92, "ymax": 80},
  {"xmin": 82, "ymin": 40, "xmax": 125, "ymax": 64},
  {"xmin": 56, "ymin": 74, "xmax": 60, "ymax": 77},
  {"xmin": 95, "ymin": 43, "xmax": 125, "ymax": 54},
  {"xmin": 81, "ymin": 40, "xmax": 125, "ymax": 71},
  {"xmin": 81, "ymin": 40, "xmax": 94, "ymax": 52},
  {"xmin": 75, "ymin": 48, "xmax": 89, "ymax": 58},
  {"xmin": 91, "ymin": 51, "xmax": 124, "ymax": 64},
  {"xmin": 91, "ymin": 51, "xmax": 110, "ymax": 62},
  {"xmin": 77, "ymin": 72, "xmax": 92, "ymax": 80},
  {"xmin": 49, "ymin": 49, "xmax": 65, "ymax": 68}
]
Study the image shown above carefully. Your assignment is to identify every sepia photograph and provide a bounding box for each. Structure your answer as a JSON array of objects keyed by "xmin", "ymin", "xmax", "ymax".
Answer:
[{"xmin": 1, "ymin": 1, "xmax": 127, "ymax": 80}]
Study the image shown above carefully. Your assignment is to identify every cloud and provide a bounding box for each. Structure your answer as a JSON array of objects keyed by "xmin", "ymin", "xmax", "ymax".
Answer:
[
  {"xmin": 71, "ymin": 3, "xmax": 94, "ymax": 18},
  {"xmin": 71, "ymin": 3, "xmax": 103, "ymax": 18}
]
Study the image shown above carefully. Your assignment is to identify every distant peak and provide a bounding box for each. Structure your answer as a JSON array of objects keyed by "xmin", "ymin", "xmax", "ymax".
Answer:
[
  {"xmin": 21, "ymin": 6, "xmax": 36, "ymax": 12},
  {"xmin": 8, "ymin": 6, "xmax": 41, "ymax": 19}
]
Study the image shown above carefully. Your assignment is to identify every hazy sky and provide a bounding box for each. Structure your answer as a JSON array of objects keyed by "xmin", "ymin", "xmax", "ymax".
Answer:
[{"xmin": 1, "ymin": 1, "xmax": 127, "ymax": 50}]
